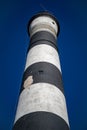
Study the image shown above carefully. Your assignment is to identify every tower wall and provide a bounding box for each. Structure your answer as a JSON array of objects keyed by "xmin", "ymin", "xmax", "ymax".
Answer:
[{"xmin": 13, "ymin": 12, "xmax": 69, "ymax": 130}]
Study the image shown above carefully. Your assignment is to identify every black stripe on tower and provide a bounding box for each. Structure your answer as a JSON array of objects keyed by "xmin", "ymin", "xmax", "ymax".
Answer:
[
  {"xmin": 20, "ymin": 62, "xmax": 64, "ymax": 94},
  {"xmin": 13, "ymin": 112, "xmax": 69, "ymax": 130},
  {"xmin": 27, "ymin": 31, "xmax": 58, "ymax": 53}
]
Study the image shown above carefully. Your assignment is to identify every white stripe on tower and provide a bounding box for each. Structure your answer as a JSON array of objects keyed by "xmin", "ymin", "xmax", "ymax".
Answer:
[
  {"xmin": 14, "ymin": 83, "xmax": 69, "ymax": 126},
  {"xmin": 25, "ymin": 44, "xmax": 61, "ymax": 72},
  {"xmin": 13, "ymin": 12, "xmax": 70, "ymax": 130}
]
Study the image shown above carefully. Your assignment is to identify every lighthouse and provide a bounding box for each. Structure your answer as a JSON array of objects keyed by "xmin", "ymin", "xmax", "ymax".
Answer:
[{"xmin": 13, "ymin": 12, "xmax": 70, "ymax": 130}]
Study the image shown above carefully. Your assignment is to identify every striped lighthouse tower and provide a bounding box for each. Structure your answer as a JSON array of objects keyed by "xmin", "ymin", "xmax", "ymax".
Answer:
[{"xmin": 13, "ymin": 12, "xmax": 70, "ymax": 130}]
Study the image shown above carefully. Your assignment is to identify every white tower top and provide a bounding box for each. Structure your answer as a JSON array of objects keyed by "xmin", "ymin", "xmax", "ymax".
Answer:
[{"xmin": 28, "ymin": 12, "xmax": 60, "ymax": 38}]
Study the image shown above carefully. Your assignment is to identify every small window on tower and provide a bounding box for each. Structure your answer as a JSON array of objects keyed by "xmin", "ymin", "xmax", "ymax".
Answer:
[{"xmin": 38, "ymin": 70, "xmax": 44, "ymax": 74}]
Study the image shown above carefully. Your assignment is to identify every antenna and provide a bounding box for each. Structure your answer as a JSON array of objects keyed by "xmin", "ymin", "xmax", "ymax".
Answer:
[
  {"xmin": 40, "ymin": 4, "xmax": 54, "ymax": 15},
  {"xmin": 40, "ymin": 3, "xmax": 47, "ymax": 11}
]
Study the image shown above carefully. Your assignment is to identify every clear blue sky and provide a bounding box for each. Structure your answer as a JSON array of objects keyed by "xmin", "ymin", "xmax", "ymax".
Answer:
[{"xmin": 0, "ymin": 0, "xmax": 87, "ymax": 130}]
